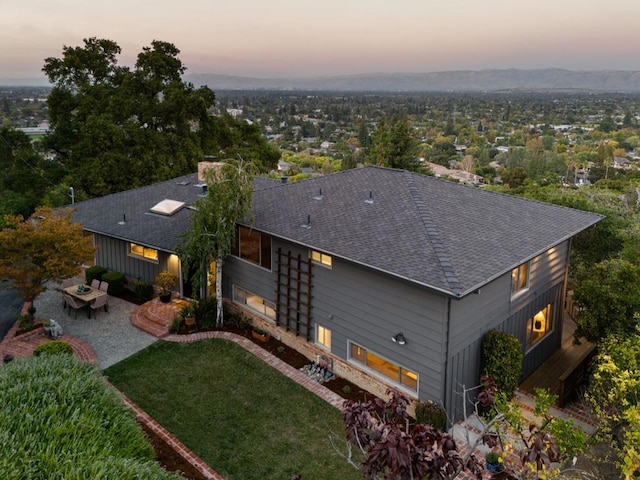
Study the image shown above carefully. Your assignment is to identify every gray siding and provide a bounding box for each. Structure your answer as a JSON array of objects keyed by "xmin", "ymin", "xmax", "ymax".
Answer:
[
  {"xmin": 93, "ymin": 234, "xmax": 176, "ymax": 285},
  {"xmin": 445, "ymin": 242, "xmax": 569, "ymax": 419}
]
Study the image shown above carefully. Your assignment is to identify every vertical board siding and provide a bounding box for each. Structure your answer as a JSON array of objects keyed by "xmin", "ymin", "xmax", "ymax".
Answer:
[
  {"xmin": 445, "ymin": 243, "xmax": 569, "ymax": 420},
  {"xmin": 94, "ymin": 234, "xmax": 168, "ymax": 284}
]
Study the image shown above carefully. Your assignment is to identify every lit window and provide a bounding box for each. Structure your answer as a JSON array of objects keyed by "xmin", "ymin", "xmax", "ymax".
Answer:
[
  {"xmin": 233, "ymin": 285, "xmax": 275, "ymax": 320},
  {"xmin": 316, "ymin": 325, "xmax": 331, "ymax": 350},
  {"xmin": 311, "ymin": 250, "xmax": 332, "ymax": 268},
  {"xmin": 232, "ymin": 226, "xmax": 272, "ymax": 270},
  {"xmin": 349, "ymin": 342, "xmax": 418, "ymax": 393},
  {"xmin": 129, "ymin": 243, "xmax": 158, "ymax": 262},
  {"xmin": 527, "ymin": 304, "xmax": 553, "ymax": 349},
  {"xmin": 511, "ymin": 261, "xmax": 530, "ymax": 297}
]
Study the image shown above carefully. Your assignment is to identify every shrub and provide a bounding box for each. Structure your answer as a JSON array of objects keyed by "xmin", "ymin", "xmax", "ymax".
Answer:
[
  {"xmin": 155, "ymin": 270, "xmax": 177, "ymax": 296},
  {"xmin": 481, "ymin": 329, "xmax": 523, "ymax": 398},
  {"xmin": 101, "ymin": 270, "xmax": 126, "ymax": 296},
  {"xmin": 17, "ymin": 314, "xmax": 34, "ymax": 333},
  {"xmin": 0, "ymin": 354, "xmax": 181, "ymax": 479},
  {"xmin": 223, "ymin": 306, "xmax": 250, "ymax": 330},
  {"xmin": 85, "ymin": 265, "xmax": 108, "ymax": 286},
  {"xmin": 133, "ymin": 280, "xmax": 154, "ymax": 303},
  {"xmin": 276, "ymin": 346, "xmax": 286, "ymax": 354},
  {"xmin": 415, "ymin": 400, "xmax": 447, "ymax": 431},
  {"xmin": 168, "ymin": 314, "xmax": 183, "ymax": 334},
  {"xmin": 194, "ymin": 296, "xmax": 217, "ymax": 328},
  {"xmin": 342, "ymin": 385, "xmax": 352, "ymax": 395},
  {"xmin": 34, "ymin": 340, "xmax": 73, "ymax": 357}
]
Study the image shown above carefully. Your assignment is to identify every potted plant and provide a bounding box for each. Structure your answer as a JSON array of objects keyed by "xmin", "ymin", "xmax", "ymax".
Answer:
[
  {"xmin": 485, "ymin": 451, "xmax": 502, "ymax": 473},
  {"xmin": 251, "ymin": 326, "xmax": 271, "ymax": 343},
  {"xmin": 180, "ymin": 303, "xmax": 196, "ymax": 329},
  {"xmin": 155, "ymin": 270, "xmax": 177, "ymax": 303}
]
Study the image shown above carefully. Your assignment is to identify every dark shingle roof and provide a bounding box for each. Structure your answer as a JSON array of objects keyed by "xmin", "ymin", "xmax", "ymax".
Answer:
[
  {"xmin": 71, "ymin": 166, "xmax": 603, "ymax": 298},
  {"xmin": 249, "ymin": 167, "xmax": 603, "ymax": 297}
]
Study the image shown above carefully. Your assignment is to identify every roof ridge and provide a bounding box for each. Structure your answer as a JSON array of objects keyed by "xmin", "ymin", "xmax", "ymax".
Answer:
[{"xmin": 405, "ymin": 171, "xmax": 464, "ymax": 295}]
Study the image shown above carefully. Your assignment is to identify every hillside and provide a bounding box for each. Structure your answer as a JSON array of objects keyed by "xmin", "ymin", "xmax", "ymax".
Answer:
[{"xmin": 184, "ymin": 69, "xmax": 640, "ymax": 92}]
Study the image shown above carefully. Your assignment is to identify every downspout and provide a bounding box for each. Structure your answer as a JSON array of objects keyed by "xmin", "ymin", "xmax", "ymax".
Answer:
[{"xmin": 443, "ymin": 296, "xmax": 452, "ymax": 428}]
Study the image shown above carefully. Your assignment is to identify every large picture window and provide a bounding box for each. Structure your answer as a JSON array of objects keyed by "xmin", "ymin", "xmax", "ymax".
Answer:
[
  {"xmin": 511, "ymin": 261, "xmax": 530, "ymax": 297},
  {"xmin": 129, "ymin": 243, "xmax": 158, "ymax": 262},
  {"xmin": 526, "ymin": 303, "xmax": 553, "ymax": 349},
  {"xmin": 349, "ymin": 342, "xmax": 418, "ymax": 393},
  {"xmin": 232, "ymin": 226, "xmax": 272, "ymax": 270},
  {"xmin": 233, "ymin": 285, "xmax": 275, "ymax": 320}
]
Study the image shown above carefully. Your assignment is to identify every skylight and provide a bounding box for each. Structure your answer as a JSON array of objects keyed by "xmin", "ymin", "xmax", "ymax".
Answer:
[{"xmin": 150, "ymin": 199, "xmax": 185, "ymax": 216}]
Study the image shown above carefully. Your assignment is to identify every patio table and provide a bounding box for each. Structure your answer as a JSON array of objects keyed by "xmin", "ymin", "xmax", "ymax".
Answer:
[{"xmin": 63, "ymin": 285, "xmax": 107, "ymax": 318}]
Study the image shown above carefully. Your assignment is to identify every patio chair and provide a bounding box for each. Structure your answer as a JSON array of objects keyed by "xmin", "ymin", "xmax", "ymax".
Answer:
[
  {"xmin": 61, "ymin": 278, "xmax": 74, "ymax": 307},
  {"xmin": 64, "ymin": 294, "xmax": 88, "ymax": 319},
  {"xmin": 98, "ymin": 282, "xmax": 110, "ymax": 310},
  {"xmin": 90, "ymin": 294, "xmax": 109, "ymax": 319},
  {"xmin": 90, "ymin": 279, "xmax": 101, "ymax": 289}
]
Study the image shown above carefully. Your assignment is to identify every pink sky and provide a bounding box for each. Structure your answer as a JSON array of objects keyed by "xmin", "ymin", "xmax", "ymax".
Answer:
[{"xmin": 2, "ymin": 0, "xmax": 640, "ymax": 80}]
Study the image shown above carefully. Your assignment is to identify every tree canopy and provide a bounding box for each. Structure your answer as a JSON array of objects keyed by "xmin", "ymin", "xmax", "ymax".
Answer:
[
  {"xmin": 177, "ymin": 160, "xmax": 255, "ymax": 325},
  {"xmin": 42, "ymin": 38, "xmax": 279, "ymax": 198},
  {"xmin": 0, "ymin": 206, "xmax": 94, "ymax": 321}
]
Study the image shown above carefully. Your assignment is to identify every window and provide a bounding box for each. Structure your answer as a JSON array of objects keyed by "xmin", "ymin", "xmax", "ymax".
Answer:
[
  {"xmin": 232, "ymin": 226, "xmax": 272, "ymax": 270},
  {"xmin": 511, "ymin": 261, "xmax": 530, "ymax": 297},
  {"xmin": 316, "ymin": 325, "xmax": 331, "ymax": 350},
  {"xmin": 311, "ymin": 250, "xmax": 332, "ymax": 268},
  {"xmin": 349, "ymin": 342, "xmax": 418, "ymax": 393},
  {"xmin": 526, "ymin": 304, "xmax": 553, "ymax": 349},
  {"xmin": 129, "ymin": 243, "xmax": 158, "ymax": 262},
  {"xmin": 233, "ymin": 285, "xmax": 275, "ymax": 320}
]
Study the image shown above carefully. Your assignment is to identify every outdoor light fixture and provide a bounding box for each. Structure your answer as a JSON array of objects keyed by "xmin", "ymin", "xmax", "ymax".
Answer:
[{"xmin": 391, "ymin": 333, "xmax": 406, "ymax": 345}]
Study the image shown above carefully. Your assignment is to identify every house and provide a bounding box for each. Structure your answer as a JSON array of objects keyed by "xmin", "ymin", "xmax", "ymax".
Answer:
[{"xmin": 70, "ymin": 165, "xmax": 602, "ymax": 419}]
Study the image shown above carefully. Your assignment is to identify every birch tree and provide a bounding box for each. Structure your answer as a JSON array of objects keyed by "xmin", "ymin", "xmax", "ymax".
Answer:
[{"xmin": 177, "ymin": 160, "xmax": 254, "ymax": 326}]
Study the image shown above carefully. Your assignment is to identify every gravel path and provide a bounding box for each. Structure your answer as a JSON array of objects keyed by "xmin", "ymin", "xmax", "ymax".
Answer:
[{"xmin": 34, "ymin": 281, "xmax": 157, "ymax": 369}]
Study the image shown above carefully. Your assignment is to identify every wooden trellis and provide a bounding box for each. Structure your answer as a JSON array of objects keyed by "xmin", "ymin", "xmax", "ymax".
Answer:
[{"xmin": 275, "ymin": 248, "xmax": 313, "ymax": 340}]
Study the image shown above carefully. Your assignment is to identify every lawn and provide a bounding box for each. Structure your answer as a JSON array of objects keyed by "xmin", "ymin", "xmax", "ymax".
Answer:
[{"xmin": 105, "ymin": 339, "xmax": 362, "ymax": 480}]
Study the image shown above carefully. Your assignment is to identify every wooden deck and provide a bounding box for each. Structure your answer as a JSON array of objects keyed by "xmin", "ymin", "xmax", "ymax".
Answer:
[{"xmin": 519, "ymin": 310, "xmax": 596, "ymax": 407}]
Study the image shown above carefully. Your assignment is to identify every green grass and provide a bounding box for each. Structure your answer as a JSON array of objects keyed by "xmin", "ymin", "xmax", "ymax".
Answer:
[{"xmin": 105, "ymin": 340, "xmax": 361, "ymax": 480}]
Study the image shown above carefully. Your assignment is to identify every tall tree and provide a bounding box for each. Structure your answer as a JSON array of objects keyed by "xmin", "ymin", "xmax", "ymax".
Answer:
[
  {"xmin": 369, "ymin": 117, "xmax": 419, "ymax": 171},
  {"xmin": 177, "ymin": 160, "xmax": 254, "ymax": 325},
  {"xmin": 43, "ymin": 38, "xmax": 215, "ymax": 197},
  {"xmin": 0, "ymin": 207, "xmax": 95, "ymax": 324}
]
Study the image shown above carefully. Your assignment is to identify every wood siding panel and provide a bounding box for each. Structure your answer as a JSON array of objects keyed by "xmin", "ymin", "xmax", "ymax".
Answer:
[{"xmin": 93, "ymin": 234, "xmax": 171, "ymax": 284}]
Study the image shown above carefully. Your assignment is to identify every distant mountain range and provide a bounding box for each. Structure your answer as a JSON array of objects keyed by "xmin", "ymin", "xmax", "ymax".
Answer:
[
  {"xmin": 185, "ymin": 69, "xmax": 640, "ymax": 93},
  {"xmin": 4, "ymin": 68, "xmax": 640, "ymax": 92}
]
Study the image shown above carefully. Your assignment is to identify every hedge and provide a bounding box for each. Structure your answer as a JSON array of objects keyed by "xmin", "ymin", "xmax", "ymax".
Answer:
[
  {"xmin": 481, "ymin": 329, "xmax": 523, "ymax": 398},
  {"xmin": 101, "ymin": 270, "xmax": 126, "ymax": 296},
  {"xmin": 0, "ymin": 355, "xmax": 181, "ymax": 479},
  {"xmin": 85, "ymin": 265, "xmax": 108, "ymax": 286},
  {"xmin": 33, "ymin": 340, "xmax": 73, "ymax": 357}
]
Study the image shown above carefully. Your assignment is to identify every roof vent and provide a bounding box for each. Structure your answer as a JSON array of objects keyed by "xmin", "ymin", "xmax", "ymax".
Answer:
[
  {"xmin": 301, "ymin": 214, "xmax": 312, "ymax": 229},
  {"xmin": 150, "ymin": 199, "xmax": 185, "ymax": 216},
  {"xmin": 313, "ymin": 188, "xmax": 323, "ymax": 201},
  {"xmin": 364, "ymin": 191, "xmax": 374, "ymax": 204},
  {"xmin": 118, "ymin": 214, "xmax": 126, "ymax": 225}
]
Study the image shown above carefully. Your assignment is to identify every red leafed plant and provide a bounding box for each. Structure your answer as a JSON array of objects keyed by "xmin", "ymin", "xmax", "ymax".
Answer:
[{"xmin": 341, "ymin": 389, "xmax": 483, "ymax": 480}]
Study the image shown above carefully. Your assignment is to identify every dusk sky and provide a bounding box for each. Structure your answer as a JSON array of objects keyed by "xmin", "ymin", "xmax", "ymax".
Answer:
[{"xmin": 2, "ymin": 0, "xmax": 640, "ymax": 80}]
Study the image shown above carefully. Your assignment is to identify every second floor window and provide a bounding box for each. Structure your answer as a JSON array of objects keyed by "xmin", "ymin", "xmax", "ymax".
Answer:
[
  {"xmin": 232, "ymin": 226, "xmax": 272, "ymax": 270},
  {"xmin": 311, "ymin": 250, "xmax": 332, "ymax": 268},
  {"xmin": 511, "ymin": 261, "xmax": 530, "ymax": 297}
]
